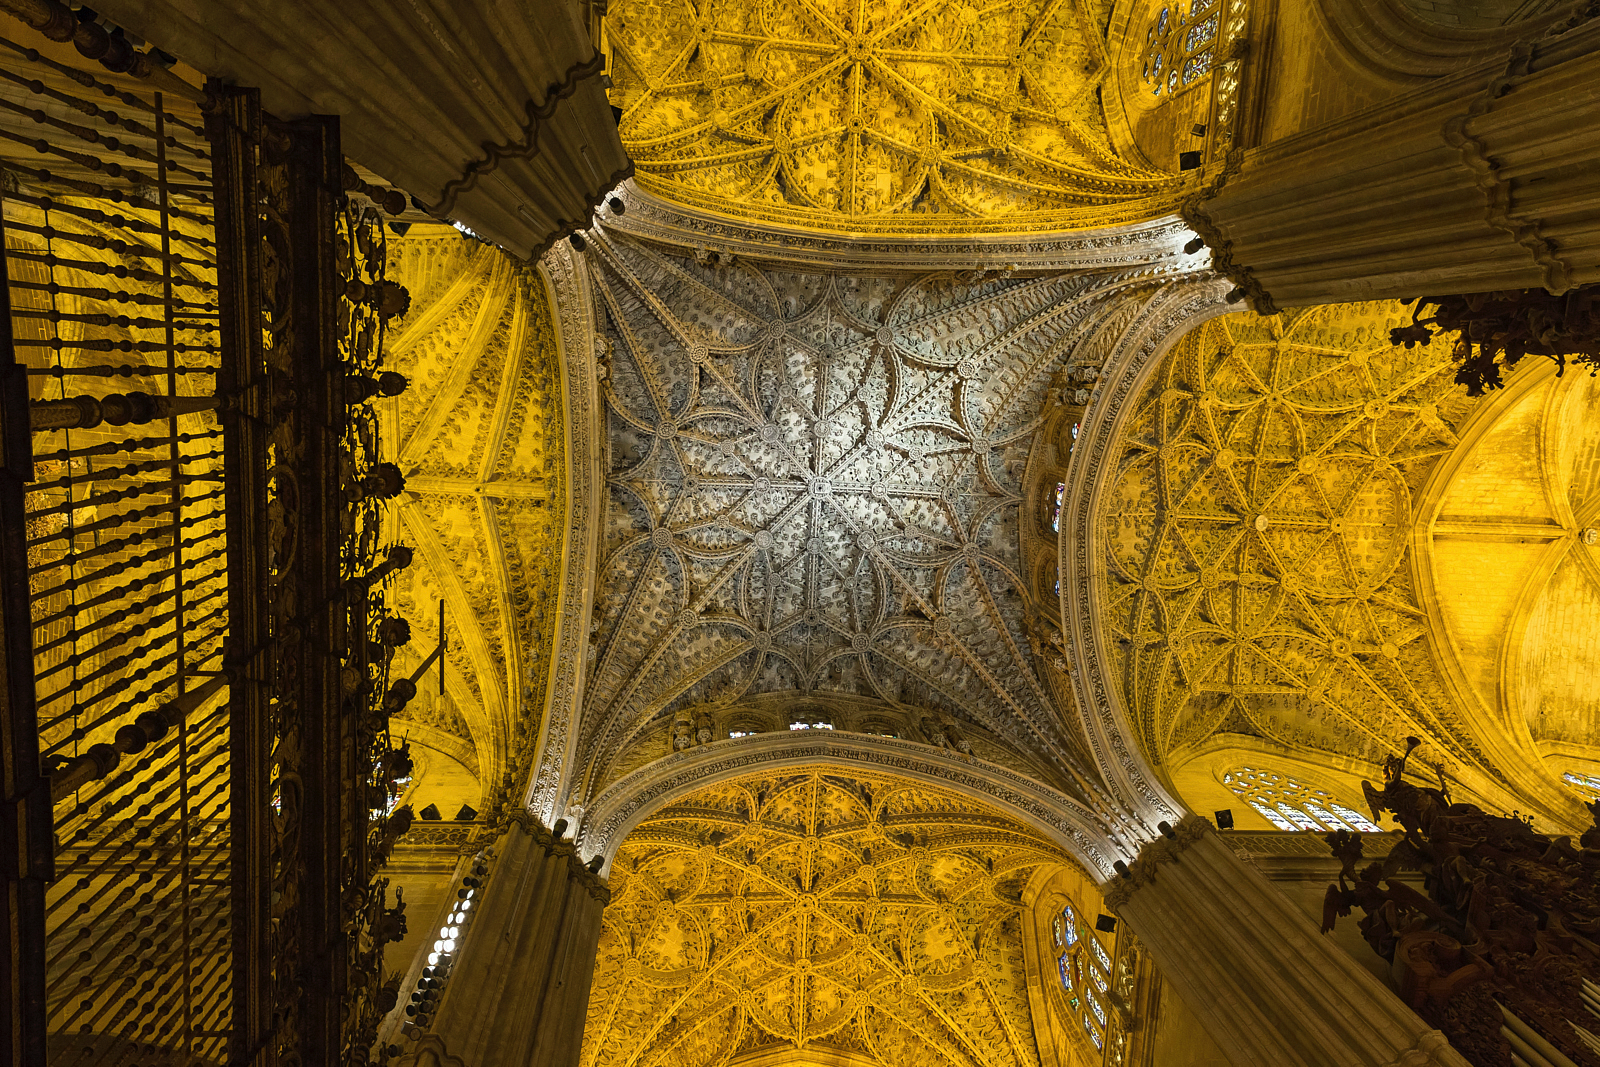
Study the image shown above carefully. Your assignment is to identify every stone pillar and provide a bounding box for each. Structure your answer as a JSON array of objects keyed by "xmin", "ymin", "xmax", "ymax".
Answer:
[
  {"xmin": 1188, "ymin": 13, "xmax": 1600, "ymax": 310},
  {"xmin": 1104, "ymin": 816, "xmax": 1469, "ymax": 1067},
  {"xmin": 401, "ymin": 816, "xmax": 609, "ymax": 1067}
]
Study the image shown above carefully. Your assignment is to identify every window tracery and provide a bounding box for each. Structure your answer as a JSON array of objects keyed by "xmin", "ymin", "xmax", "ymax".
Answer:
[
  {"xmin": 1222, "ymin": 767, "xmax": 1382, "ymax": 833},
  {"xmin": 1564, "ymin": 771, "xmax": 1600, "ymax": 802},
  {"xmin": 1141, "ymin": 0, "xmax": 1224, "ymax": 97},
  {"xmin": 1054, "ymin": 900, "xmax": 1112, "ymax": 1051}
]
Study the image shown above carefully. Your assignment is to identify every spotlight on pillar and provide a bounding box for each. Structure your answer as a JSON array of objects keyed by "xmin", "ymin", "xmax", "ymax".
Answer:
[
  {"xmin": 1157, "ymin": 820, "xmax": 1175, "ymax": 839},
  {"xmin": 419, "ymin": 803, "xmax": 442, "ymax": 821},
  {"xmin": 1214, "ymin": 808, "xmax": 1235, "ymax": 830},
  {"xmin": 608, "ymin": 196, "xmax": 626, "ymax": 215},
  {"xmin": 1095, "ymin": 914, "xmax": 1117, "ymax": 933},
  {"xmin": 1113, "ymin": 860, "xmax": 1131, "ymax": 879},
  {"xmin": 568, "ymin": 231, "xmax": 587, "ymax": 252},
  {"xmin": 1178, "ymin": 150, "xmax": 1203, "ymax": 170},
  {"xmin": 586, "ymin": 855, "xmax": 605, "ymax": 873},
  {"xmin": 1191, "ymin": 123, "xmax": 1208, "ymax": 137},
  {"xmin": 454, "ymin": 803, "xmax": 477, "ymax": 821},
  {"xmin": 1184, "ymin": 236, "xmax": 1206, "ymax": 255},
  {"xmin": 552, "ymin": 818, "xmax": 569, "ymax": 839},
  {"xmin": 1225, "ymin": 287, "xmax": 1247, "ymax": 304}
]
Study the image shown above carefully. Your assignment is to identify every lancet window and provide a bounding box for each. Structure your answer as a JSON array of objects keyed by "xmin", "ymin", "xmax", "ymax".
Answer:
[
  {"xmin": 1050, "ymin": 482, "xmax": 1066, "ymax": 532},
  {"xmin": 1222, "ymin": 766, "xmax": 1382, "ymax": 832},
  {"xmin": 1054, "ymin": 901, "xmax": 1111, "ymax": 1050}
]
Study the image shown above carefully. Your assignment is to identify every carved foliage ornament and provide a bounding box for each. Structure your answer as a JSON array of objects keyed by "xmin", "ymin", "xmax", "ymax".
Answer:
[{"xmin": 604, "ymin": 0, "xmax": 1185, "ymax": 235}]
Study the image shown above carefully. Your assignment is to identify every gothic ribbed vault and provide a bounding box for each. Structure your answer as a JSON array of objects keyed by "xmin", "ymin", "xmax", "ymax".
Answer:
[
  {"xmin": 603, "ymin": 0, "xmax": 1184, "ymax": 235},
  {"xmin": 581, "ymin": 769, "xmax": 1070, "ymax": 1067},
  {"xmin": 576, "ymin": 228, "xmax": 1155, "ymax": 801}
]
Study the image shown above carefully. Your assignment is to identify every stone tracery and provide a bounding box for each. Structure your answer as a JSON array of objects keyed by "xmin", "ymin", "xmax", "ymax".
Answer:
[
  {"xmin": 1086, "ymin": 299, "xmax": 1596, "ymax": 827},
  {"xmin": 577, "ymin": 228, "xmax": 1156, "ymax": 800}
]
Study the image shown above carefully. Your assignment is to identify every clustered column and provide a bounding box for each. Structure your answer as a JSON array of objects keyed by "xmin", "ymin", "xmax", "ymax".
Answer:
[
  {"xmin": 1188, "ymin": 13, "xmax": 1600, "ymax": 310},
  {"xmin": 400, "ymin": 816, "xmax": 609, "ymax": 1067},
  {"xmin": 1105, "ymin": 816, "xmax": 1470, "ymax": 1067}
]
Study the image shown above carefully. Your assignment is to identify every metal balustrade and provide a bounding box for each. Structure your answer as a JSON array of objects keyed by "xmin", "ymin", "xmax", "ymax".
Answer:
[{"xmin": 0, "ymin": 34, "xmax": 230, "ymax": 1065}]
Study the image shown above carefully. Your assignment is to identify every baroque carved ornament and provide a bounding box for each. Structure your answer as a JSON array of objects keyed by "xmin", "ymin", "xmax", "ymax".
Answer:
[{"xmin": 604, "ymin": 0, "xmax": 1185, "ymax": 235}]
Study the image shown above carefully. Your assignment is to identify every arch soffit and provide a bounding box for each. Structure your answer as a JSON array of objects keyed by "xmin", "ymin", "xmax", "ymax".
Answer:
[
  {"xmin": 577, "ymin": 733, "xmax": 1124, "ymax": 879},
  {"xmin": 1311, "ymin": 0, "xmax": 1570, "ymax": 80},
  {"xmin": 526, "ymin": 243, "xmax": 607, "ymax": 824},
  {"xmin": 1058, "ymin": 277, "xmax": 1234, "ymax": 824},
  {"xmin": 603, "ymin": 181, "xmax": 1206, "ymax": 276}
]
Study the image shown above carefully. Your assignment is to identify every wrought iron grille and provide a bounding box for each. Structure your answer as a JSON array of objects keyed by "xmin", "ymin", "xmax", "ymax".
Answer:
[{"xmin": 0, "ymin": 35, "xmax": 231, "ymax": 1064}]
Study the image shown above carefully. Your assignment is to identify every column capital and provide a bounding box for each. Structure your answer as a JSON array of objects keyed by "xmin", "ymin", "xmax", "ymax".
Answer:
[
  {"xmin": 1102, "ymin": 814, "xmax": 1212, "ymax": 909},
  {"xmin": 394, "ymin": 1033, "xmax": 467, "ymax": 1067},
  {"xmin": 503, "ymin": 809, "xmax": 612, "ymax": 905}
]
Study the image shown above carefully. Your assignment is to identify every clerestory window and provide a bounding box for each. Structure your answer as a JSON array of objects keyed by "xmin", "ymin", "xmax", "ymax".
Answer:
[
  {"xmin": 1054, "ymin": 901, "xmax": 1111, "ymax": 1050},
  {"xmin": 1222, "ymin": 766, "xmax": 1382, "ymax": 833}
]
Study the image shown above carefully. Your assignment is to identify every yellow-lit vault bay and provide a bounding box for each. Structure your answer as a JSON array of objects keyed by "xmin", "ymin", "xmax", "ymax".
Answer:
[
  {"xmin": 602, "ymin": 0, "xmax": 1188, "ymax": 235},
  {"xmin": 580, "ymin": 770, "xmax": 1114, "ymax": 1067}
]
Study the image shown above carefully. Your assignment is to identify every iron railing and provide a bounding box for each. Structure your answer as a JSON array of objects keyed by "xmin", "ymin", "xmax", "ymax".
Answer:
[{"xmin": 0, "ymin": 31, "xmax": 231, "ymax": 1065}]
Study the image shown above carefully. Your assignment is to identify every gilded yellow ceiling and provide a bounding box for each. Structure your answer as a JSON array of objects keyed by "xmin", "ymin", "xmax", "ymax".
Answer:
[
  {"xmin": 582, "ymin": 770, "xmax": 1069, "ymax": 1067},
  {"xmin": 1097, "ymin": 303, "xmax": 1492, "ymax": 789},
  {"xmin": 604, "ymin": 0, "xmax": 1184, "ymax": 235},
  {"xmin": 375, "ymin": 229, "xmax": 567, "ymax": 798},
  {"xmin": 1421, "ymin": 365, "xmax": 1600, "ymax": 790}
]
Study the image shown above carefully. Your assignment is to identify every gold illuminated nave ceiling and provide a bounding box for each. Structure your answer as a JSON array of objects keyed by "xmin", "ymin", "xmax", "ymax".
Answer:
[{"xmin": 3, "ymin": 1, "xmax": 1600, "ymax": 1067}]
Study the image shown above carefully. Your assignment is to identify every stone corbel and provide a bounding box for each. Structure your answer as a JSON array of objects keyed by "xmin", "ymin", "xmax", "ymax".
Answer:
[
  {"xmin": 1177, "ymin": 150, "xmax": 1276, "ymax": 314},
  {"xmin": 503, "ymin": 808, "xmax": 612, "ymax": 905}
]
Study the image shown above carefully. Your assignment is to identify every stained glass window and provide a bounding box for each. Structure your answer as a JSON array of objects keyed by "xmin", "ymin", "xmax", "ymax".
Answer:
[
  {"xmin": 788, "ymin": 721, "xmax": 832, "ymax": 731},
  {"xmin": 1054, "ymin": 899, "xmax": 1111, "ymax": 1051},
  {"xmin": 1142, "ymin": 0, "xmax": 1228, "ymax": 96},
  {"xmin": 1224, "ymin": 767, "xmax": 1382, "ymax": 832},
  {"xmin": 1565, "ymin": 771, "xmax": 1600, "ymax": 801},
  {"xmin": 1051, "ymin": 482, "xmax": 1065, "ymax": 533}
]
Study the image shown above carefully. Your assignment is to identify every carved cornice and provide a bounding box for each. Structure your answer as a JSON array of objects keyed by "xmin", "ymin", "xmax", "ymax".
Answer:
[
  {"xmin": 576, "ymin": 731, "xmax": 1125, "ymax": 878},
  {"xmin": 1060, "ymin": 279, "xmax": 1231, "ymax": 824},
  {"xmin": 1100, "ymin": 814, "xmax": 1212, "ymax": 910},
  {"xmin": 606, "ymin": 181, "xmax": 1208, "ymax": 274}
]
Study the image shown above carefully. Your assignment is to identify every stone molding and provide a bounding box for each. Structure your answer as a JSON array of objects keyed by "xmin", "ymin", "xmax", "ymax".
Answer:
[
  {"xmin": 575, "ymin": 730, "xmax": 1126, "ymax": 877},
  {"xmin": 526, "ymin": 245, "xmax": 602, "ymax": 825},
  {"xmin": 604, "ymin": 180, "xmax": 1208, "ymax": 274},
  {"xmin": 1059, "ymin": 279, "xmax": 1231, "ymax": 825},
  {"xmin": 1101, "ymin": 814, "xmax": 1213, "ymax": 909},
  {"xmin": 394, "ymin": 1034, "xmax": 467, "ymax": 1067}
]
